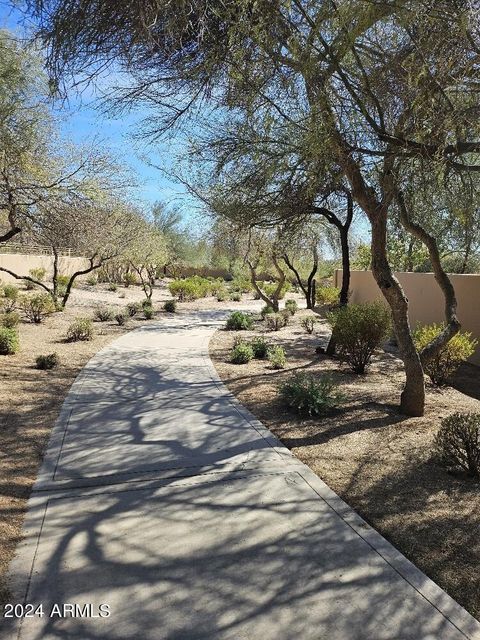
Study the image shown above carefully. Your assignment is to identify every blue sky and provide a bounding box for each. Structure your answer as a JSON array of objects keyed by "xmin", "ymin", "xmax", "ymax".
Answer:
[{"xmin": 0, "ymin": 1, "xmax": 192, "ymax": 217}]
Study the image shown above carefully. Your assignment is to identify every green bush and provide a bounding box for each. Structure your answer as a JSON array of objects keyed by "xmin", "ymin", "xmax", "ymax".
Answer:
[
  {"xmin": 108, "ymin": 282, "xmax": 118, "ymax": 292},
  {"xmin": 36, "ymin": 352, "xmax": 59, "ymax": 370},
  {"xmin": 328, "ymin": 302, "xmax": 391, "ymax": 373},
  {"xmin": 29, "ymin": 267, "xmax": 46, "ymax": 282},
  {"xmin": 225, "ymin": 311, "xmax": 254, "ymax": 331},
  {"xmin": 230, "ymin": 342, "xmax": 254, "ymax": 364},
  {"xmin": 1, "ymin": 284, "xmax": 19, "ymax": 312},
  {"xmin": 413, "ymin": 324, "xmax": 477, "ymax": 385},
  {"xmin": 435, "ymin": 412, "xmax": 480, "ymax": 478},
  {"xmin": 115, "ymin": 312, "xmax": 127, "ymax": 326},
  {"xmin": 93, "ymin": 306, "xmax": 114, "ymax": 322},
  {"xmin": 263, "ymin": 281, "xmax": 290, "ymax": 300},
  {"xmin": 230, "ymin": 291, "xmax": 242, "ymax": 302},
  {"xmin": 301, "ymin": 316, "xmax": 316, "ymax": 334},
  {"xmin": 66, "ymin": 318, "xmax": 93, "ymax": 342},
  {"xmin": 279, "ymin": 372, "xmax": 344, "ymax": 416},
  {"xmin": 127, "ymin": 302, "xmax": 140, "ymax": 317},
  {"xmin": 230, "ymin": 276, "xmax": 252, "ymax": 293},
  {"xmin": 144, "ymin": 305, "xmax": 154, "ymax": 319},
  {"xmin": 21, "ymin": 294, "xmax": 55, "ymax": 324},
  {"xmin": 265, "ymin": 313, "xmax": 288, "ymax": 331},
  {"xmin": 216, "ymin": 287, "xmax": 228, "ymax": 302},
  {"xmin": 123, "ymin": 272, "xmax": 137, "ymax": 287},
  {"xmin": 316, "ymin": 286, "xmax": 340, "ymax": 306},
  {"xmin": 0, "ymin": 311, "xmax": 20, "ymax": 329},
  {"xmin": 250, "ymin": 337, "xmax": 270, "ymax": 359},
  {"xmin": 86, "ymin": 274, "xmax": 98, "ymax": 286},
  {"xmin": 285, "ymin": 299, "xmax": 298, "ymax": 316},
  {"xmin": 267, "ymin": 345, "xmax": 287, "ymax": 369},
  {"xmin": 261, "ymin": 304, "xmax": 275, "ymax": 318},
  {"xmin": 163, "ymin": 299, "xmax": 177, "ymax": 313},
  {"xmin": 0, "ymin": 327, "xmax": 19, "ymax": 354},
  {"xmin": 168, "ymin": 276, "xmax": 211, "ymax": 301},
  {"xmin": 209, "ymin": 278, "xmax": 227, "ymax": 296}
]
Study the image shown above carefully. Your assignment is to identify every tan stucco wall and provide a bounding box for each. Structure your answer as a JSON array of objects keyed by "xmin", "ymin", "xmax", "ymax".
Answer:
[
  {"xmin": 334, "ymin": 270, "xmax": 480, "ymax": 365},
  {"xmin": 0, "ymin": 253, "xmax": 90, "ymax": 283}
]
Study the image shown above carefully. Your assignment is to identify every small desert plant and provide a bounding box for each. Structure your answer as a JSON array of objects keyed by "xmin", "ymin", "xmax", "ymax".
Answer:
[
  {"xmin": 86, "ymin": 274, "xmax": 98, "ymax": 286},
  {"xmin": 1, "ymin": 284, "xmax": 19, "ymax": 312},
  {"xmin": 0, "ymin": 327, "xmax": 19, "ymax": 354},
  {"xmin": 250, "ymin": 337, "xmax": 270, "ymax": 359},
  {"xmin": 108, "ymin": 282, "xmax": 118, "ymax": 292},
  {"xmin": 36, "ymin": 352, "xmax": 59, "ymax": 370},
  {"xmin": 93, "ymin": 306, "xmax": 114, "ymax": 322},
  {"xmin": 124, "ymin": 272, "xmax": 137, "ymax": 287},
  {"xmin": 413, "ymin": 324, "xmax": 477, "ymax": 385},
  {"xmin": 265, "ymin": 312, "xmax": 288, "ymax": 332},
  {"xmin": 127, "ymin": 302, "xmax": 140, "ymax": 317},
  {"xmin": 328, "ymin": 302, "xmax": 391, "ymax": 373},
  {"xmin": 29, "ymin": 267, "xmax": 46, "ymax": 282},
  {"xmin": 230, "ymin": 291, "xmax": 242, "ymax": 302},
  {"xmin": 56, "ymin": 274, "xmax": 70, "ymax": 287},
  {"xmin": 230, "ymin": 276, "xmax": 252, "ymax": 293},
  {"xmin": 260, "ymin": 304, "xmax": 275, "ymax": 318},
  {"xmin": 285, "ymin": 299, "xmax": 298, "ymax": 315},
  {"xmin": 316, "ymin": 286, "xmax": 341, "ymax": 306},
  {"xmin": 0, "ymin": 311, "xmax": 20, "ymax": 329},
  {"xmin": 216, "ymin": 288, "xmax": 228, "ymax": 302},
  {"xmin": 268, "ymin": 345, "xmax": 287, "ymax": 369},
  {"xmin": 279, "ymin": 372, "xmax": 344, "ymax": 416},
  {"xmin": 163, "ymin": 299, "xmax": 177, "ymax": 313},
  {"xmin": 230, "ymin": 342, "xmax": 254, "ymax": 364},
  {"xmin": 301, "ymin": 316, "xmax": 316, "ymax": 334},
  {"xmin": 142, "ymin": 298, "xmax": 153, "ymax": 309},
  {"xmin": 225, "ymin": 311, "xmax": 253, "ymax": 331},
  {"xmin": 66, "ymin": 318, "xmax": 93, "ymax": 342},
  {"xmin": 21, "ymin": 293, "xmax": 55, "ymax": 324},
  {"xmin": 115, "ymin": 312, "xmax": 127, "ymax": 326},
  {"xmin": 435, "ymin": 412, "xmax": 480, "ymax": 478},
  {"xmin": 143, "ymin": 305, "xmax": 154, "ymax": 319}
]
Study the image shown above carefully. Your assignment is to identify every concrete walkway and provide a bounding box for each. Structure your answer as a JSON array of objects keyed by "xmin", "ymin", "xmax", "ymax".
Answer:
[{"xmin": 4, "ymin": 310, "xmax": 480, "ymax": 640}]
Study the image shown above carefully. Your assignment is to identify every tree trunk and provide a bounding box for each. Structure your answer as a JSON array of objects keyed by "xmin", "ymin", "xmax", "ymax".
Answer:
[
  {"xmin": 247, "ymin": 260, "xmax": 279, "ymax": 311},
  {"xmin": 370, "ymin": 216, "xmax": 425, "ymax": 416},
  {"xmin": 339, "ymin": 226, "xmax": 350, "ymax": 305}
]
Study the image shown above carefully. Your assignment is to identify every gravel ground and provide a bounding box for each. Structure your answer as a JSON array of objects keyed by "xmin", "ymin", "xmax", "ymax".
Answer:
[{"xmin": 209, "ymin": 307, "xmax": 480, "ymax": 620}]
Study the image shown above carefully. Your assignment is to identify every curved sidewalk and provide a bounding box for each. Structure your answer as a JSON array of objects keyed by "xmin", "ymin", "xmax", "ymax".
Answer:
[{"xmin": 4, "ymin": 310, "xmax": 480, "ymax": 640}]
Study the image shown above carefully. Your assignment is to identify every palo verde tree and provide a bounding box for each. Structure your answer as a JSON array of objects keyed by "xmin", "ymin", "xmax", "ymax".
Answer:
[{"xmin": 27, "ymin": 0, "xmax": 480, "ymax": 415}]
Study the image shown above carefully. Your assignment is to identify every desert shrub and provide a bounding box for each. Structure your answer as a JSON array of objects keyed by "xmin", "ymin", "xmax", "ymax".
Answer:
[
  {"xmin": 267, "ymin": 345, "xmax": 286, "ymax": 369},
  {"xmin": 250, "ymin": 337, "xmax": 270, "ymax": 359},
  {"xmin": 435, "ymin": 412, "xmax": 480, "ymax": 478},
  {"xmin": 93, "ymin": 306, "xmax": 114, "ymax": 322},
  {"xmin": 66, "ymin": 318, "xmax": 93, "ymax": 342},
  {"xmin": 142, "ymin": 298, "xmax": 153, "ymax": 309},
  {"xmin": 108, "ymin": 282, "xmax": 118, "ymax": 292},
  {"xmin": 144, "ymin": 305, "xmax": 154, "ymax": 319},
  {"xmin": 230, "ymin": 275, "xmax": 253, "ymax": 293},
  {"xmin": 0, "ymin": 327, "xmax": 19, "ymax": 354},
  {"xmin": 209, "ymin": 278, "xmax": 226, "ymax": 296},
  {"xmin": 0, "ymin": 311, "xmax": 20, "ymax": 329},
  {"xmin": 301, "ymin": 316, "xmax": 316, "ymax": 334},
  {"xmin": 260, "ymin": 304, "xmax": 275, "ymax": 318},
  {"xmin": 279, "ymin": 372, "xmax": 344, "ymax": 416},
  {"xmin": 24, "ymin": 279, "xmax": 36, "ymax": 290},
  {"xmin": 285, "ymin": 299, "xmax": 298, "ymax": 316},
  {"xmin": 328, "ymin": 302, "xmax": 391, "ymax": 373},
  {"xmin": 413, "ymin": 324, "xmax": 477, "ymax": 385},
  {"xmin": 21, "ymin": 293, "xmax": 55, "ymax": 324},
  {"xmin": 265, "ymin": 312, "xmax": 288, "ymax": 331},
  {"xmin": 168, "ymin": 276, "xmax": 211, "ymax": 301},
  {"xmin": 230, "ymin": 291, "xmax": 242, "ymax": 302},
  {"xmin": 127, "ymin": 302, "xmax": 139, "ymax": 317},
  {"xmin": 230, "ymin": 342, "xmax": 254, "ymax": 364},
  {"xmin": 216, "ymin": 287, "xmax": 228, "ymax": 302},
  {"xmin": 86, "ymin": 274, "xmax": 98, "ymax": 286},
  {"xmin": 316, "ymin": 286, "xmax": 340, "ymax": 306},
  {"xmin": 163, "ymin": 299, "xmax": 177, "ymax": 313},
  {"xmin": 36, "ymin": 352, "xmax": 59, "ymax": 370},
  {"xmin": 1, "ymin": 284, "xmax": 19, "ymax": 312},
  {"xmin": 225, "ymin": 311, "xmax": 253, "ymax": 331},
  {"xmin": 123, "ymin": 272, "xmax": 137, "ymax": 287},
  {"xmin": 56, "ymin": 274, "xmax": 70, "ymax": 289},
  {"xmin": 29, "ymin": 267, "xmax": 46, "ymax": 282},
  {"xmin": 115, "ymin": 312, "xmax": 127, "ymax": 326}
]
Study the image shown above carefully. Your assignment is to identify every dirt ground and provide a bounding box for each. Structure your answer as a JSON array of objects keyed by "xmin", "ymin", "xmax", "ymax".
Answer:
[{"xmin": 209, "ymin": 306, "xmax": 480, "ymax": 620}]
